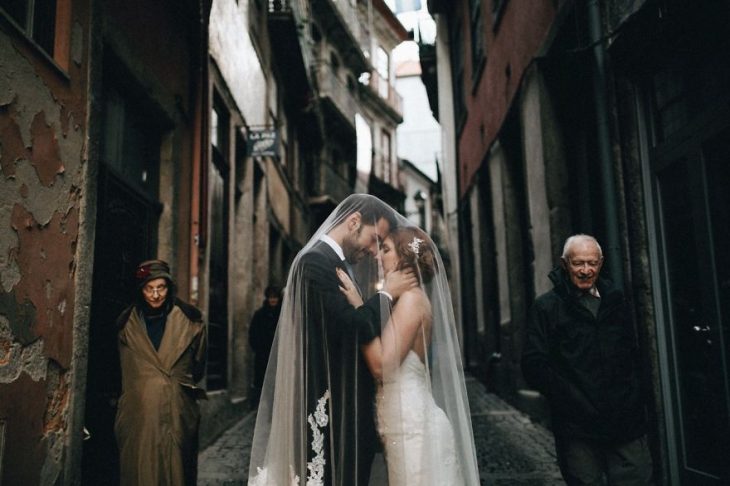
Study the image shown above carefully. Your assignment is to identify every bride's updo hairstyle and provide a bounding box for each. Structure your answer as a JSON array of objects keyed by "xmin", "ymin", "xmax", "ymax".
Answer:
[{"xmin": 391, "ymin": 226, "xmax": 436, "ymax": 284}]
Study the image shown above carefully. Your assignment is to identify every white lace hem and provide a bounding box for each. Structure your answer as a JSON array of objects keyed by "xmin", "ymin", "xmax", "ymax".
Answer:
[{"xmin": 248, "ymin": 389, "xmax": 331, "ymax": 486}]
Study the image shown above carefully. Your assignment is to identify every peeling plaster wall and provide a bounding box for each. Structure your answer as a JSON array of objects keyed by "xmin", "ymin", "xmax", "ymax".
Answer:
[{"xmin": 0, "ymin": 12, "xmax": 88, "ymax": 484}]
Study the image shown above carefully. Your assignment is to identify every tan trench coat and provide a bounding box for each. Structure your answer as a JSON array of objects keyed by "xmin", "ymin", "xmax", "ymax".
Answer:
[{"xmin": 115, "ymin": 304, "xmax": 207, "ymax": 486}]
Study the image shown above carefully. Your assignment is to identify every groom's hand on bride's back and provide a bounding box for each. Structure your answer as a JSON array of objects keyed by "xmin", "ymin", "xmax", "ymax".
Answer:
[{"xmin": 382, "ymin": 269, "xmax": 418, "ymax": 300}]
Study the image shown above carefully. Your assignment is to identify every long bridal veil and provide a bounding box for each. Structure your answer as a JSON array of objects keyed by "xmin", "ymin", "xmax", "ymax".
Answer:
[{"xmin": 247, "ymin": 194, "xmax": 479, "ymax": 485}]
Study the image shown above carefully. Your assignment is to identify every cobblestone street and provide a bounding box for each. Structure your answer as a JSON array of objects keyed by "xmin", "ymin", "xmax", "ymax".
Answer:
[{"xmin": 198, "ymin": 376, "xmax": 563, "ymax": 485}]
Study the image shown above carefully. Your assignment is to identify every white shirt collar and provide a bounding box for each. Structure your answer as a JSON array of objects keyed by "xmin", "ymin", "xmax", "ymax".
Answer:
[{"xmin": 320, "ymin": 234, "xmax": 345, "ymax": 261}]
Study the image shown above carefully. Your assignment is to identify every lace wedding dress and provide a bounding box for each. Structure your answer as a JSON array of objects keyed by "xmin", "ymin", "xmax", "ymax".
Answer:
[{"xmin": 376, "ymin": 350, "xmax": 464, "ymax": 486}]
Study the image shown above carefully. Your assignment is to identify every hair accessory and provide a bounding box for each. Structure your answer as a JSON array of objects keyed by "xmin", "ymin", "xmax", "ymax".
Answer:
[{"xmin": 408, "ymin": 236, "xmax": 424, "ymax": 256}]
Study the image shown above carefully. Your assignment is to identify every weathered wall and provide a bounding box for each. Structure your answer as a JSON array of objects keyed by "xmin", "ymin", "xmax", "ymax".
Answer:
[
  {"xmin": 209, "ymin": 0, "xmax": 268, "ymax": 127},
  {"xmin": 520, "ymin": 64, "xmax": 572, "ymax": 297},
  {"xmin": 197, "ymin": 0, "xmax": 269, "ymax": 447},
  {"xmin": 457, "ymin": 0, "xmax": 564, "ymax": 197},
  {"xmin": 0, "ymin": 3, "xmax": 90, "ymax": 482}
]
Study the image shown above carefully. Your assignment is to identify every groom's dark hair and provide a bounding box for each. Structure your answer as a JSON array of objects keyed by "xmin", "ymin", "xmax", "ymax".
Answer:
[{"xmin": 334, "ymin": 196, "xmax": 398, "ymax": 229}]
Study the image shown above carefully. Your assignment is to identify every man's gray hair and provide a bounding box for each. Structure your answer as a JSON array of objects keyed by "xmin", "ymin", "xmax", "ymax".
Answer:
[{"xmin": 561, "ymin": 234, "xmax": 603, "ymax": 259}]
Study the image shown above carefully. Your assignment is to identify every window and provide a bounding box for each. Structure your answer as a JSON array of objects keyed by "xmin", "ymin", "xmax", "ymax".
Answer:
[
  {"xmin": 376, "ymin": 46, "xmax": 389, "ymax": 99},
  {"xmin": 211, "ymin": 93, "xmax": 229, "ymax": 156},
  {"xmin": 492, "ymin": 0, "xmax": 509, "ymax": 31},
  {"xmin": 470, "ymin": 0, "xmax": 485, "ymax": 81},
  {"xmin": 381, "ymin": 130, "xmax": 391, "ymax": 184},
  {"xmin": 450, "ymin": 15, "xmax": 467, "ymax": 130},
  {"xmin": 102, "ymin": 87, "xmax": 161, "ymax": 199},
  {"xmin": 0, "ymin": 0, "xmax": 70, "ymax": 68},
  {"xmin": 649, "ymin": 56, "xmax": 730, "ymax": 145}
]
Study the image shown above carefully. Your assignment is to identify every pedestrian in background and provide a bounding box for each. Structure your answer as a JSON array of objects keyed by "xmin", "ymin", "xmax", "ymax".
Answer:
[
  {"xmin": 248, "ymin": 285, "xmax": 282, "ymax": 408},
  {"xmin": 115, "ymin": 259, "xmax": 207, "ymax": 486},
  {"xmin": 522, "ymin": 234, "xmax": 653, "ymax": 485}
]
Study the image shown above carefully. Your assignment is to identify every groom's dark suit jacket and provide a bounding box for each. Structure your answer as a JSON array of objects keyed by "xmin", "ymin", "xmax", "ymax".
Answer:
[{"xmin": 300, "ymin": 240, "xmax": 384, "ymax": 486}]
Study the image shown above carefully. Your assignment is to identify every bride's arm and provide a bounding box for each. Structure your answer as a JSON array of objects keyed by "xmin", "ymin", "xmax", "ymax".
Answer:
[{"xmin": 361, "ymin": 290, "xmax": 423, "ymax": 381}]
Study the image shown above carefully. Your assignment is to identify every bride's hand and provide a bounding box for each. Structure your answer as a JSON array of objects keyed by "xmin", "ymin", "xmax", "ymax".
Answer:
[{"xmin": 337, "ymin": 268, "xmax": 363, "ymax": 307}]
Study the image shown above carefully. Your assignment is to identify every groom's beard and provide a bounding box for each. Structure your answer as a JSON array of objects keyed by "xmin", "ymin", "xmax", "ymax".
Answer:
[{"xmin": 342, "ymin": 240, "xmax": 367, "ymax": 264}]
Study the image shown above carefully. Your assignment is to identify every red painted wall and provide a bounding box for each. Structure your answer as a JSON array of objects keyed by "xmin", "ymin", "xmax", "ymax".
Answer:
[{"xmin": 457, "ymin": 0, "xmax": 560, "ymax": 196}]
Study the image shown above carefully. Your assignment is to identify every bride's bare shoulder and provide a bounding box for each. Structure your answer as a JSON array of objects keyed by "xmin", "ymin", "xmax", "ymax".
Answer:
[{"xmin": 397, "ymin": 288, "xmax": 430, "ymax": 313}]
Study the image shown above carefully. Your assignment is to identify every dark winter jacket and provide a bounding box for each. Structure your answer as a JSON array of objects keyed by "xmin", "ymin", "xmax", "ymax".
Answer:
[
  {"xmin": 249, "ymin": 302, "xmax": 281, "ymax": 360},
  {"xmin": 522, "ymin": 267, "xmax": 646, "ymax": 443}
]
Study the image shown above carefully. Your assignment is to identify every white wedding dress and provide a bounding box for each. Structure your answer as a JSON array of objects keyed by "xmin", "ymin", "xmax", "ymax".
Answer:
[{"xmin": 376, "ymin": 350, "xmax": 463, "ymax": 486}]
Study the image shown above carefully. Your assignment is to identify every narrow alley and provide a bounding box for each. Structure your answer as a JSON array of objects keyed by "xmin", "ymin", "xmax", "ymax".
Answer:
[{"xmin": 198, "ymin": 376, "xmax": 563, "ymax": 485}]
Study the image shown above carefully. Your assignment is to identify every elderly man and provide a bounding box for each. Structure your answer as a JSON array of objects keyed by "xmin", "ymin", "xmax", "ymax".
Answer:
[{"xmin": 522, "ymin": 234, "xmax": 653, "ymax": 485}]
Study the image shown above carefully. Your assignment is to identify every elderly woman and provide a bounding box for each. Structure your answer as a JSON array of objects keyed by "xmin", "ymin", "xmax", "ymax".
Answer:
[{"xmin": 114, "ymin": 259, "xmax": 207, "ymax": 486}]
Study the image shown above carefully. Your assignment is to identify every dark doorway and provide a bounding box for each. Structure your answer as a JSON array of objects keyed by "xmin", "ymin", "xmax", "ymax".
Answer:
[
  {"xmin": 458, "ymin": 198, "xmax": 479, "ymax": 370},
  {"xmin": 206, "ymin": 94, "xmax": 230, "ymax": 391},
  {"xmin": 82, "ymin": 82, "xmax": 162, "ymax": 484},
  {"xmin": 654, "ymin": 120, "xmax": 730, "ymax": 484},
  {"xmin": 476, "ymin": 165, "xmax": 501, "ymax": 391},
  {"xmin": 643, "ymin": 9, "xmax": 730, "ymax": 480}
]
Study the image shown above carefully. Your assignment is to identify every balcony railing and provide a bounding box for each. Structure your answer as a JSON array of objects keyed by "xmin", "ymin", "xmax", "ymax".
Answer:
[
  {"xmin": 310, "ymin": 0, "xmax": 369, "ymax": 73},
  {"xmin": 268, "ymin": 0, "xmax": 316, "ymax": 98},
  {"xmin": 315, "ymin": 64, "xmax": 358, "ymax": 128},
  {"xmin": 363, "ymin": 72, "xmax": 403, "ymax": 117}
]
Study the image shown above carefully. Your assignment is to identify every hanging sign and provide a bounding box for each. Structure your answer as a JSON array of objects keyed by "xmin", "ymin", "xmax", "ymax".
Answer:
[{"xmin": 247, "ymin": 129, "xmax": 279, "ymax": 157}]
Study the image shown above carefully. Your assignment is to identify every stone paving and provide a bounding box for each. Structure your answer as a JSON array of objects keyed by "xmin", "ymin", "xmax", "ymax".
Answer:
[{"xmin": 198, "ymin": 375, "xmax": 564, "ymax": 485}]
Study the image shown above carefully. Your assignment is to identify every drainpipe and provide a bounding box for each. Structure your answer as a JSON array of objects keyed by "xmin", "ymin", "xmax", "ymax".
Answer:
[{"xmin": 587, "ymin": 0, "xmax": 623, "ymax": 290}]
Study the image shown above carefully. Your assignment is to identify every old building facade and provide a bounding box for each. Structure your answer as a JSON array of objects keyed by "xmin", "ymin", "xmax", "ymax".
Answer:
[
  {"xmin": 357, "ymin": 0, "xmax": 408, "ymax": 209},
  {"xmin": 425, "ymin": 0, "xmax": 730, "ymax": 484},
  {"xmin": 0, "ymin": 0, "xmax": 211, "ymax": 483}
]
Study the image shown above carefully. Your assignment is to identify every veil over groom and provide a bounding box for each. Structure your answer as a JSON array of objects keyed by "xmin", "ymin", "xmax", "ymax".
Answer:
[{"xmin": 248, "ymin": 194, "xmax": 479, "ymax": 486}]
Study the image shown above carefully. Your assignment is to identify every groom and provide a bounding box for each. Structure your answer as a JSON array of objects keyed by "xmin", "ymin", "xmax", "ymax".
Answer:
[{"xmin": 300, "ymin": 196, "xmax": 415, "ymax": 486}]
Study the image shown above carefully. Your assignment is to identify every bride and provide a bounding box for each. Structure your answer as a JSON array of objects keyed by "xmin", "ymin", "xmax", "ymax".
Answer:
[{"xmin": 338, "ymin": 225, "xmax": 479, "ymax": 485}]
